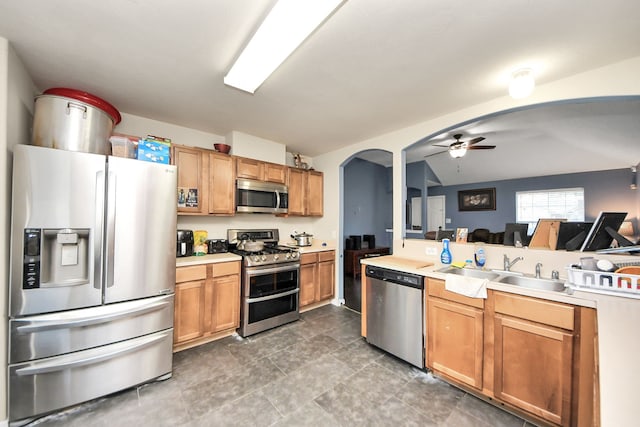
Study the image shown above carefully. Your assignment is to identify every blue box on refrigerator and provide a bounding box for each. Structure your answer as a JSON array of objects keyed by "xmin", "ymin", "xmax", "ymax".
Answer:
[{"xmin": 137, "ymin": 140, "xmax": 170, "ymax": 164}]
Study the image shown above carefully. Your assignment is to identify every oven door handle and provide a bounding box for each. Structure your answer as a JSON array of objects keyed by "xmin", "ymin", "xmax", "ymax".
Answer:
[
  {"xmin": 245, "ymin": 264, "xmax": 300, "ymax": 276},
  {"xmin": 246, "ymin": 288, "xmax": 299, "ymax": 303}
]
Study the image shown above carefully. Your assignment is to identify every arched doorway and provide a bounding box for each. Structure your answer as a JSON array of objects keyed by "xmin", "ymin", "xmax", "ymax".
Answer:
[{"xmin": 340, "ymin": 149, "xmax": 393, "ymax": 311}]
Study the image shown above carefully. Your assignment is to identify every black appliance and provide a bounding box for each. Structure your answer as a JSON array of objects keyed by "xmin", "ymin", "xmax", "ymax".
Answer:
[
  {"xmin": 363, "ymin": 234, "xmax": 375, "ymax": 249},
  {"xmin": 227, "ymin": 229, "xmax": 300, "ymax": 337},
  {"xmin": 348, "ymin": 235, "xmax": 362, "ymax": 250},
  {"xmin": 176, "ymin": 230, "xmax": 194, "ymax": 257},
  {"xmin": 207, "ymin": 239, "xmax": 228, "ymax": 254}
]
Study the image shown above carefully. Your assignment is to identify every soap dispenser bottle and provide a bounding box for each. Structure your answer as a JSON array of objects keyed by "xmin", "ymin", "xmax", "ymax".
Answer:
[
  {"xmin": 474, "ymin": 245, "xmax": 486, "ymax": 268},
  {"xmin": 440, "ymin": 238, "xmax": 452, "ymax": 264}
]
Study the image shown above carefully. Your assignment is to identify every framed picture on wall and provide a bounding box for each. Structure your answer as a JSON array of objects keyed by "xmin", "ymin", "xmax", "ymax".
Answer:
[{"xmin": 458, "ymin": 188, "xmax": 496, "ymax": 211}]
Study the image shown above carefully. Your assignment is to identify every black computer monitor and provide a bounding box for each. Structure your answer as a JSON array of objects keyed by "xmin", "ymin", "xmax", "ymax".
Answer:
[
  {"xmin": 436, "ymin": 229, "xmax": 455, "ymax": 241},
  {"xmin": 555, "ymin": 222, "xmax": 593, "ymax": 250},
  {"xmin": 503, "ymin": 223, "xmax": 529, "ymax": 246},
  {"xmin": 580, "ymin": 212, "xmax": 628, "ymax": 252}
]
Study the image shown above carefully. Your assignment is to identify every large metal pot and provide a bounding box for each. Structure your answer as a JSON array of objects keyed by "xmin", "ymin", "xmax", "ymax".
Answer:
[
  {"xmin": 291, "ymin": 232, "xmax": 313, "ymax": 247},
  {"xmin": 239, "ymin": 240, "xmax": 264, "ymax": 252},
  {"xmin": 31, "ymin": 88, "xmax": 121, "ymax": 155}
]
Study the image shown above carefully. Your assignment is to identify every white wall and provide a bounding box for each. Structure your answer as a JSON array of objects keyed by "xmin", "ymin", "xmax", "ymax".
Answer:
[{"xmin": 1, "ymin": 37, "xmax": 37, "ymax": 426}]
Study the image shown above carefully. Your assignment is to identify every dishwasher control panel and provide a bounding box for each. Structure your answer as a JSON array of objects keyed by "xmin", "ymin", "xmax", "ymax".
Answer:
[{"xmin": 365, "ymin": 266, "xmax": 424, "ymax": 289}]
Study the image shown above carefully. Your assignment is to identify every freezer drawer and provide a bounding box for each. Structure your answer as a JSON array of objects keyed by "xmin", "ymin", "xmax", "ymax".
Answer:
[
  {"xmin": 10, "ymin": 294, "xmax": 174, "ymax": 364},
  {"xmin": 9, "ymin": 329, "xmax": 173, "ymax": 423}
]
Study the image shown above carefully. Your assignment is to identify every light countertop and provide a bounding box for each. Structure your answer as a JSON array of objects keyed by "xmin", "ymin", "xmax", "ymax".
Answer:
[
  {"xmin": 361, "ymin": 255, "xmax": 597, "ymax": 308},
  {"xmin": 176, "ymin": 253, "xmax": 242, "ymax": 267},
  {"xmin": 279, "ymin": 240, "xmax": 336, "ymax": 253}
]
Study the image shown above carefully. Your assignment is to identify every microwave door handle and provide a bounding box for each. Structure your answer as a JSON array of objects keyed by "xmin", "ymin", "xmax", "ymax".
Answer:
[
  {"xmin": 105, "ymin": 171, "xmax": 116, "ymax": 288},
  {"xmin": 275, "ymin": 190, "xmax": 281, "ymax": 209},
  {"xmin": 94, "ymin": 170, "xmax": 105, "ymax": 290}
]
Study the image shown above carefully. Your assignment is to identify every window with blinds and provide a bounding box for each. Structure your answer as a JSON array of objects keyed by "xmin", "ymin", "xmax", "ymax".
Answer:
[{"xmin": 516, "ymin": 188, "xmax": 585, "ymax": 233}]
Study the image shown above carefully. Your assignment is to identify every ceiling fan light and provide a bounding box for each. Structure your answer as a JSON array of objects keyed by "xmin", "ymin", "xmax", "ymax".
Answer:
[
  {"xmin": 449, "ymin": 147, "xmax": 467, "ymax": 158},
  {"xmin": 509, "ymin": 68, "xmax": 535, "ymax": 99}
]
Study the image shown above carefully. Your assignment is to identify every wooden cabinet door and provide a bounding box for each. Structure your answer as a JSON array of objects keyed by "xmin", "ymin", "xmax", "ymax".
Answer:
[
  {"xmin": 287, "ymin": 168, "xmax": 305, "ymax": 216},
  {"xmin": 493, "ymin": 315, "xmax": 573, "ymax": 426},
  {"xmin": 174, "ymin": 280, "xmax": 204, "ymax": 344},
  {"xmin": 299, "ymin": 253, "xmax": 318, "ymax": 307},
  {"xmin": 263, "ymin": 162, "xmax": 287, "ymax": 184},
  {"xmin": 211, "ymin": 275, "xmax": 240, "ymax": 332},
  {"xmin": 236, "ymin": 157, "xmax": 263, "ymax": 180},
  {"xmin": 173, "ymin": 145, "xmax": 207, "ymax": 214},
  {"xmin": 208, "ymin": 152, "xmax": 236, "ymax": 215},
  {"xmin": 317, "ymin": 252, "xmax": 335, "ymax": 301},
  {"xmin": 306, "ymin": 170, "xmax": 323, "ymax": 216},
  {"xmin": 427, "ymin": 297, "xmax": 484, "ymax": 389}
]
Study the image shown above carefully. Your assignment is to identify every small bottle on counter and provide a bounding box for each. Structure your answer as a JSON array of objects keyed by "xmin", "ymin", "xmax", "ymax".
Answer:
[
  {"xmin": 465, "ymin": 259, "xmax": 474, "ymax": 269},
  {"xmin": 474, "ymin": 245, "xmax": 486, "ymax": 268},
  {"xmin": 440, "ymin": 238, "xmax": 452, "ymax": 264}
]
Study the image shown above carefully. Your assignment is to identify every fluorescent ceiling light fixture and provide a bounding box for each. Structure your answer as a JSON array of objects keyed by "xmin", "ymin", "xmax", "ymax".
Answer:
[
  {"xmin": 509, "ymin": 68, "xmax": 535, "ymax": 99},
  {"xmin": 224, "ymin": 0, "xmax": 345, "ymax": 94}
]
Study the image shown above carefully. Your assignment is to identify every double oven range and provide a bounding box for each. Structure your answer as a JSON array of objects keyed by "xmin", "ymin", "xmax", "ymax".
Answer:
[{"xmin": 228, "ymin": 229, "xmax": 300, "ymax": 337}]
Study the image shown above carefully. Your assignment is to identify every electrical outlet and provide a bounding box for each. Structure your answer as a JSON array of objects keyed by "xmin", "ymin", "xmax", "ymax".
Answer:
[
  {"xmin": 425, "ymin": 247, "xmax": 438, "ymax": 256},
  {"xmin": 445, "ymin": 218, "xmax": 451, "ymax": 223}
]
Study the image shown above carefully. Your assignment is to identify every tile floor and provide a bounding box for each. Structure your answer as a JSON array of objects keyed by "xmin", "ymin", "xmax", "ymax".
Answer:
[{"xmin": 32, "ymin": 304, "xmax": 537, "ymax": 427}]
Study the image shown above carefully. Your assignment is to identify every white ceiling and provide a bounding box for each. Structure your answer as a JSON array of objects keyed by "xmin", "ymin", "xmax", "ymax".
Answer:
[{"xmin": 1, "ymin": 1, "xmax": 639, "ymax": 160}]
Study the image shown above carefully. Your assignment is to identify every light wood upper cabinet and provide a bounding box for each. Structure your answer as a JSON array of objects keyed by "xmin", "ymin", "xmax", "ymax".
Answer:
[
  {"xmin": 172, "ymin": 144, "xmax": 234, "ymax": 216},
  {"xmin": 208, "ymin": 152, "xmax": 235, "ymax": 215},
  {"xmin": 236, "ymin": 157, "xmax": 287, "ymax": 184},
  {"xmin": 173, "ymin": 145, "xmax": 208, "ymax": 214},
  {"xmin": 299, "ymin": 250, "xmax": 334, "ymax": 308},
  {"xmin": 287, "ymin": 168, "xmax": 306, "ymax": 216},
  {"xmin": 287, "ymin": 168, "xmax": 323, "ymax": 217},
  {"xmin": 306, "ymin": 170, "xmax": 323, "ymax": 216},
  {"xmin": 263, "ymin": 162, "xmax": 287, "ymax": 184},
  {"xmin": 426, "ymin": 279, "xmax": 484, "ymax": 390}
]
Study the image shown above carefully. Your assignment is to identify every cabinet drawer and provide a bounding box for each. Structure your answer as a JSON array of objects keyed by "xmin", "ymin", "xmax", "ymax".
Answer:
[
  {"xmin": 176, "ymin": 265, "xmax": 207, "ymax": 283},
  {"xmin": 318, "ymin": 250, "xmax": 335, "ymax": 262},
  {"xmin": 427, "ymin": 279, "xmax": 484, "ymax": 309},
  {"xmin": 301, "ymin": 253, "xmax": 318, "ymax": 265},
  {"xmin": 210, "ymin": 261, "xmax": 240, "ymax": 277},
  {"xmin": 494, "ymin": 292, "xmax": 574, "ymax": 331}
]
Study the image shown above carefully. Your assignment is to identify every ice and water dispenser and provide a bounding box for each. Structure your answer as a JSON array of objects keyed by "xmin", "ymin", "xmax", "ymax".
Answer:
[{"xmin": 23, "ymin": 228, "xmax": 90, "ymax": 289}]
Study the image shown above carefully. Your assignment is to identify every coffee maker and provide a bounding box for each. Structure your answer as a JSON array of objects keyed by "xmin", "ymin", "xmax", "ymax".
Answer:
[{"xmin": 176, "ymin": 230, "xmax": 194, "ymax": 257}]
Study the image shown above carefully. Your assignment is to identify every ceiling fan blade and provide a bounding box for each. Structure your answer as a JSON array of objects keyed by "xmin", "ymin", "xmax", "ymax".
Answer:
[
  {"xmin": 467, "ymin": 145, "xmax": 496, "ymax": 150},
  {"xmin": 424, "ymin": 150, "xmax": 450, "ymax": 158},
  {"xmin": 432, "ymin": 143, "xmax": 451, "ymax": 148},
  {"xmin": 467, "ymin": 136, "xmax": 486, "ymax": 146}
]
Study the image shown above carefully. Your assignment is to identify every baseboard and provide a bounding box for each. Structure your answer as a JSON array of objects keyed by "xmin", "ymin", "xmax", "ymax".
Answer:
[
  {"xmin": 331, "ymin": 298, "xmax": 345, "ymax": 306},
  {"xmin": 0, "ymin": 418, "xmax": 8, "ymax": 427}
]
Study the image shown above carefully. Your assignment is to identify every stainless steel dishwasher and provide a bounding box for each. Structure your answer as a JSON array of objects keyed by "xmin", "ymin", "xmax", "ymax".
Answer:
[{"xmin": 365, "ymin": 265, "xmax": 424, "ymax": 368}]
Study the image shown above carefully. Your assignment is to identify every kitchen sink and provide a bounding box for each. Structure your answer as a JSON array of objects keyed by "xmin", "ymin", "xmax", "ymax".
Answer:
[
  {"xmin": 496, "ymin": 275, "xmax": 566, "ymax": 292},
  {"xmin": 438, "ymin": 267, "xmax": 500, "ymax": 281}
]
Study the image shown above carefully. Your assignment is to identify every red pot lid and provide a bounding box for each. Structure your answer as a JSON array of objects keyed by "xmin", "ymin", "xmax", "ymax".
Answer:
[{"xmin": 43, "ymin": 87, "xmax": 122, "ymax": 124}]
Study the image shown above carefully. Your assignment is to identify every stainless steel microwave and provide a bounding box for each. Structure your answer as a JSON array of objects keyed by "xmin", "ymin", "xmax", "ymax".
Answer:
[{"xmin": 236, "ymin": 178, "xmax": 288, "ymax": 214}]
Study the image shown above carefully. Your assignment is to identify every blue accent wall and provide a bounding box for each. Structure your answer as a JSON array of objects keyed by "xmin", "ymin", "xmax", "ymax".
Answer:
[
  {"xmin": 426, "ymin": 168, "xmax": 636, "ymax": 233},
  {"xmin": 344, "ymin": 158, "xmax": 393, "ymax": 248}
]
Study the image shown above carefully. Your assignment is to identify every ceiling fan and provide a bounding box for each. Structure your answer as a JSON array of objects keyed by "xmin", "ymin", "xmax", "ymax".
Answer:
[{"xmin": 426, "ymin": 133, "xmax": 496, "ymax": 158}]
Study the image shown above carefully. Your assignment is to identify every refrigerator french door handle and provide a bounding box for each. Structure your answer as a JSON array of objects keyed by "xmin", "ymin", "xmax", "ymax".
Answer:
[
  {"xmin": 105, "ymin": 171, "xmax": 117, "ymax": 288},
  {"xmin": 15, "ymin": 331, "xmax": 170, "ymax": 376},
  {"xmin": 246, "ymin": 288, "xmax": 299, "ymax": 303},
  {"xmin": 94, "ymin": 170, "xmax": 105, "ymax": 290},
  {"xmin": 15, "ymin": 299, "xmax": 171, "ymax": 334}
]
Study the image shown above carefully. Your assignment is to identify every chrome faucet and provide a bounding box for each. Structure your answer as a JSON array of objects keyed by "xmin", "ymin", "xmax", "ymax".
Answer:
[
  {"xmin": 503, "ymin": 254, "xmax": 523, "ymax": 271},
  {"xmin": 535, "ymin": 262, "xmax": 542, "ymax": 278}
]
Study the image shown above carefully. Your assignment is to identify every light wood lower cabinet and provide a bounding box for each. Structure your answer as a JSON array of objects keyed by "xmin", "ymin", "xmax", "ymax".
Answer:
[
  {"xmin": 299, "ymin": 250, "xmax": 335, "ymax": 308},
  {"xmin": 419, "ymin": 279, "xmax": 597, "ymax": 427},
  {"xmin": 427, "ymin": 280, "xmax": 484, "ymax": 390},
  {"xmin": 174, "ymin": 261, "xmax": 241, "ymax": 350}
]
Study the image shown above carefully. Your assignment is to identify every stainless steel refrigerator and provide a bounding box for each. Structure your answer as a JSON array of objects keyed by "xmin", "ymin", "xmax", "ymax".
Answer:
[{"xmin": 8, "ymin": 144, "xmax": 177, "ymax": 424}]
